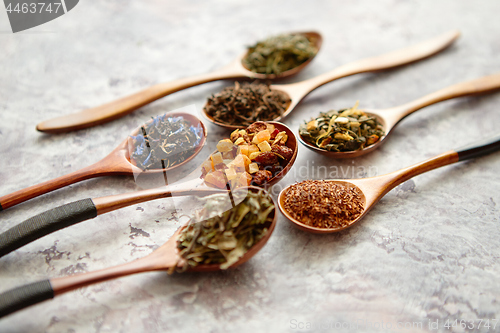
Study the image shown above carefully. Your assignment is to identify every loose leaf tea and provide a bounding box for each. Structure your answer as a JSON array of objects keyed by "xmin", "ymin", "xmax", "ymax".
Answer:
[
  {"xmin": 176, "ymin": 189, "xmax": 274, "ymax": 271},
  {"xmin": 299, "ymin": 102, "xmax": 385, "ymax": 152},
  {"xmin": 201, "ymin": 121, "xmax": 294, "ymax": 189},
  {"xmin": 243, "ymin": 33, "xmax": 318, "ymax": 75},
  {"xmin": 204, "ymin": 82, "xmax": 291, "ymax": 127},
  {"xmin": 130, "ymin": 114, "xmax": 203, "ymax": 170},
  {"xmin": 282, "ymin": 180, "xmax": 364, "ymax": 229}
]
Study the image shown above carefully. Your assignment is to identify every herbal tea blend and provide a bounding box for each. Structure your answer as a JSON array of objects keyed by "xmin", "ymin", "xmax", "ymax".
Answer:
[
  {"xmin": 130, "ymin": 114, "xmax": 203, "ymax": 170},
  {"xmin": 299, "ymin": 102, "xmax": 385, "ymax": 152},
  {"xmin": 243, "ymin": 33, "xmax": 318, "ymax": 75},
  {"xmin": 176, "ymin": 189, "xmax": 274, "ymax": 271},
  {"xmin": 201, "ymin": 121, "xmax": 294, "ymax": 189},
  {"xmin": 204, "ymin": 82, "xmax": 291, "ymax": 127},
  {"xmin": 282, "ymin": 180, "xmax": 364, "ymax": 229}
]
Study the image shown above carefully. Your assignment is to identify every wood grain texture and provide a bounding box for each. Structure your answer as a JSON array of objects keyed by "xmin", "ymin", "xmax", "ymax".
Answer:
[
  {"xmin": 36, "ymin": 32, "xmax": 322, "ymax": 133},
  {"xmin": 0, "ymin": 112, "xmax": 206, "ymax": 210}
]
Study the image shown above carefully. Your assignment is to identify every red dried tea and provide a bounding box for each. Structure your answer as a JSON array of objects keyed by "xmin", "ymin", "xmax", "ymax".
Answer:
[{"xmin": 282, "ymin": 180, "xmax": 364, "ymax": 229}]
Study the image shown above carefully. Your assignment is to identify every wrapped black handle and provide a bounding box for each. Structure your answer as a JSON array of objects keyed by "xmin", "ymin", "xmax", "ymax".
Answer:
[
  {"xmin": 457, "ymin": 133, "xmax": 500, "ymax": 161},
  {"xmin": 0, "ymin": 280, "xmax": 54, "ymax": 318},
  {"xmin": 0, "ymin": 198, "xmax": 97, "ymax": 257}
]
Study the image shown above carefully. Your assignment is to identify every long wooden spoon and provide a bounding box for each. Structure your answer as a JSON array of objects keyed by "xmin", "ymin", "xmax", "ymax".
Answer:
[
  {"xmin": 0, "ymin": 186, "xmax": 277, "ymax": 318},
  {"xmin": 0, "ymin": 112, "xmax": 207, "ymax": 211},
  {"xmin": 279, "ymin": 133, "xmax": 500, "ymax": 233},
  {"xmin": 0, "ymin": 122, "xmax": 297, "ymax": 257},
  {"xmin": 299, "ymin": 72, "xmax": 500, "ymax": 158},
  {"xmin": 203, "ymin": 30, "xmax": 460, "ymax": 129},
  {"xmin": 36, "ymin": 32, "xmax": 322, "ymax": 133}
]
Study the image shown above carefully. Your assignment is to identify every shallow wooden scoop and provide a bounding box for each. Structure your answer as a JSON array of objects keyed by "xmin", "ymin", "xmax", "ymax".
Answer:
[
  {"xmin": 203, "ymin": 30, "xmax": 460, "ymax": 129},
  {"xmin": 279, "ymin": 133, "xmax": 500, "ymax": 233},
  {"xmin": 299, "ymin": 72, "xmax": 500, "ymax": 158},
  {"xmin": 0, "ymin": 122, "xmax": 297, "ymax": 257},
  {"xmin": 36, "ymin": 32, "xmax": 322, "ymax": 133},
  {"xmin": 0, "ymin": 186, "xmax": 277, "ymax": 318},
  {"xmin": 0, "ymin": 112, "xmax": 207, "ymax": 211}
]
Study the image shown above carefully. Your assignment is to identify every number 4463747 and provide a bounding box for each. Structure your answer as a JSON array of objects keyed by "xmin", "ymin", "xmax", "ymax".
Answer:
[
  {"xmin": 444, "ymin": 319, "xmax": 498, "ymax": 330},
  {"xmin": 6, "ymin": 3, "xmax": 62, "ymax": 14}
]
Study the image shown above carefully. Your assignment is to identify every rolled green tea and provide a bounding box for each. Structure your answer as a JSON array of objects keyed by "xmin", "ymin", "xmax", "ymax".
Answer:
[{"xmin": 299, "ymin": 102, "xmax": 385, "ymax": 152}]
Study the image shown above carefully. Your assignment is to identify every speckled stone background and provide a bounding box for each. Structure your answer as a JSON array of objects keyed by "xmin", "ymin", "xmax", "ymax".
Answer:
[{"xmin": 1, "ymin": 1, "xmax": 500, "ymax": 332}]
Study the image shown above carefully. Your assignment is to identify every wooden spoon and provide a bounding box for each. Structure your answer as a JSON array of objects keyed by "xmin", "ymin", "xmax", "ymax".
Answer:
[
  {"xmin": 0, "ymin": 122, "xmax": 297, "ymax": 257},
  {"xmin": 0, "ymin": 186, "xmax": 277, "ymax": 318},
  {"xmin": 299, "ymin": 72, "xmax": 500, "ymax": 158},
  {"xmin": 35, "ymin": 32, "xmax": 322, "ymax": 133},
  {"xmin": 203, "ymin": 30, "xmax": 460, "ymax": 129},
  {"xmin": 0, "ymin": 112, "xmax": 207, "ymax": 211},
  {"xmin": 279, "ymin": 133, "xmax": 500, "ymax": 233}
]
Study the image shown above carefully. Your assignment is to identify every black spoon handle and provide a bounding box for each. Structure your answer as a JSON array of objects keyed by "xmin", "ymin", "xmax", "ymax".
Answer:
[
  {"xmin": 0, "ymin": 199, "xmax": 97, "ymax": 258},
  {"xmin": 0, "ymin": 280, "xmax": 54, "ymax": 318},
  {"xmin": 456, "ymin": 132, "xmax": 500, "ymax": 161}
]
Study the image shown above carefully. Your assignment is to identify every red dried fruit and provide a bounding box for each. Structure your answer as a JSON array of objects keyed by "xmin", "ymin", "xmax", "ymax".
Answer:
[
  {"xmin": 251, "ymin": 170, "xmax": 273, "ymax": 186},
  {"xmin": 254, "ymin": 152, "xmax": 278, "ymax": 166},
  {"xmin": 271, "ymin": 144, "xmax": 293, "ymax": 161},
  {"xmin": 247, "ymin": 121, "xmax": 268, "ymax": 133}
]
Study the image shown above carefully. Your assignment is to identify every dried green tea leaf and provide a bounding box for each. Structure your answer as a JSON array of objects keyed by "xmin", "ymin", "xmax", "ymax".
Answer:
[
  {"xmin": 243, "ymin": 33, "xmax": 318, "ymax": 75},
  {"xmin": 176, "ymin": 189, "xmax": 274, "ymax": 271}
]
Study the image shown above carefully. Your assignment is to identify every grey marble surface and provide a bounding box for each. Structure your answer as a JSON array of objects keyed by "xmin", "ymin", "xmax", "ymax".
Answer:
[{"xmin": 1, "ymin": 1, "xmax": 500, "ymax": 332}]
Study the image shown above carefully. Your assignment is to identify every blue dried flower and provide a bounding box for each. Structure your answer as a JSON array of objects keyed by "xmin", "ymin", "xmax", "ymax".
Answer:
[
  {"xmin": 171, "ymin": 124, "xmax": 185, "ymax": 136},
  {"xmin": 190, "ymin": 124, "xmax": 203, "ymax": 146}
]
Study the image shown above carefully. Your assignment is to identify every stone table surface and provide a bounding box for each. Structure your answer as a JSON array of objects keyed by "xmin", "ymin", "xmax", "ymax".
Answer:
[{"xmin": 1, "ymin": 1, "xmax": 500, "ymax": 332}]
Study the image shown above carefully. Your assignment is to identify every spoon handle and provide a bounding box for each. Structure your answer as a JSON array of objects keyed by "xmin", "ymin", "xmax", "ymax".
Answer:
[
  {"xmin": 36, "ymin": 69, "xmax": 241, "ymax": 134},
  {"xmin": 0, "ymin": 162, "xmax": 117, "ymax": 211},
  {"xmin": 387, "ymin": 72, "xmax": 500, "ymax": 122},
  {"xmin": 0, "ymin": 198, "xmax": 97, "ymax": 257},
  {"xmin": 372, "ymin": 133, "xmax": 500, "ymax": 199},
  {"xmin": 0, "ymin": 246, "xmax": 176, "ymax": 318},
  {"xmin": 287, "ymin": 30, "xmax": 459, "ymax": 95},
  {"xmin": 0, "ymin": 226, "xmax": 181, "ymax": 318},
  {"xmin": 0, "ymin": 280, "xmax": 54, "ymax": 318},
  {"xmin": 0, "ymin": 179, "xmax": 220, "ymax": 257},
  {"xmin": 456, "ymin": 132, "xmax": 500, "ymax": 161}
]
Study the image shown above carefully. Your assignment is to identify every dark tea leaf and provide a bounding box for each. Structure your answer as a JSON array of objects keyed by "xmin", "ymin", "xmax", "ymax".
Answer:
[{"xmin": 204, "ymin": 82, "xmax": 290, "ymax": 127}]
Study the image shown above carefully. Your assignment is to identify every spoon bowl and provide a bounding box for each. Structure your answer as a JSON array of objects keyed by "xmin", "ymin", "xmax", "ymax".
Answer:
[
  {"xmin": 298, "ymin": 110, "xmax": 387, "ymax": 159},
  {"xmin": 262, "ymin": 122, "xmax": 298, "ymax": 188},
  {"xmin": 0, "ymin": 122, "xmax": 296, "ymax": 257},
  {"xmin": 185, "ymin": 188, "xmax": 277, "ymax": 272},
  {"xmin": 280, "ymin": 132, "xmax": 500, "ymax": 233},
  {"xmin": 278, "ymin": 180, "xmax": 368, "ymax": 234},
  {"xmin": 0, "ymin": 186, "xmax": 277, "ymax": 317},
  {"xmin": 36, "ymin": 32, "xmax": 322, "ymax": 133},
  {"xmin": 0, "ymin": 112, "xmax": 207, "ymax": 211},
  {"xmin": 202, "ymin": 30, "xmax": 461, "ymax": 130},
  {"xmin": 239, "ymin": 31, "xmax": 322, "ymax": 80},
  {"xmin": 299, "ymin": 72, "xmax": 500, "ymax": 158},
  {"xmin": 125, "ymin": 112, "xmax": 207, "ymax": 174}
]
